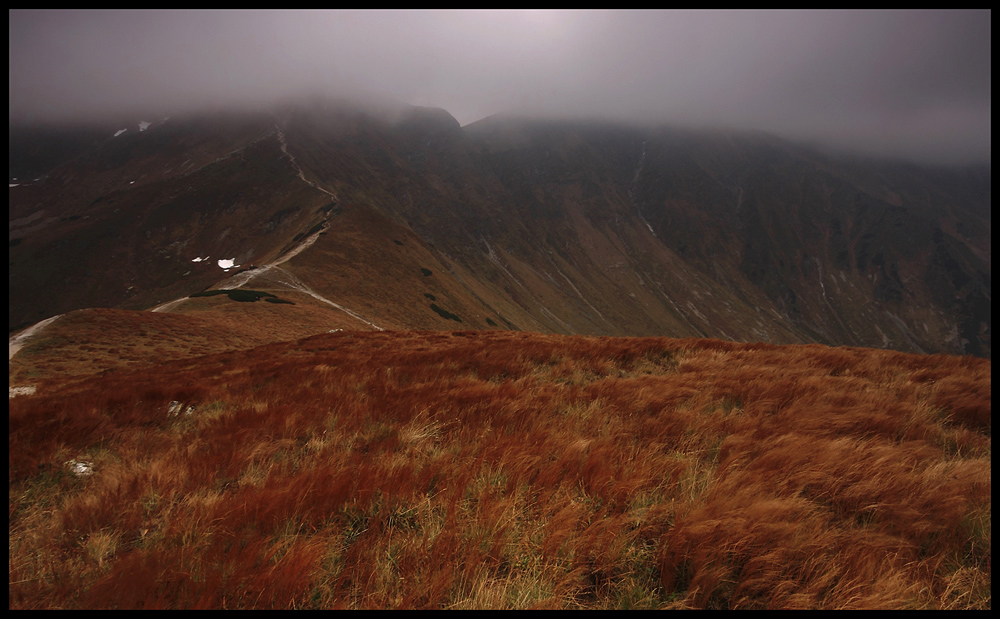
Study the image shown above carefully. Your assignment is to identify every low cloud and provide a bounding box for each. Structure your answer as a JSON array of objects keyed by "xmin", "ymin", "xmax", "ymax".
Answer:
[{"xmin": 9, "ymin": 9, "xmax": 991, "ymax": 164}]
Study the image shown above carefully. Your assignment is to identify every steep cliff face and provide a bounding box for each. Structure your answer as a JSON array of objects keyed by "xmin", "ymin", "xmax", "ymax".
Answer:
[{"xmin": 8, "ymin": 101, "xmax": 991, "ymax": 356}]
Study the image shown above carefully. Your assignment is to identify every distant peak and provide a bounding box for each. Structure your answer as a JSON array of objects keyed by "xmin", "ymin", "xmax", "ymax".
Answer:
[{"xmin": 394, "ymin": 106, "xmax": 461, "ymax": 134}]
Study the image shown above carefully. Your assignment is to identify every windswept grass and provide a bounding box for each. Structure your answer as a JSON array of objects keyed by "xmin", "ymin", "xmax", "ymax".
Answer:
[{"xmin": 9, "ymin": 331, "xmax": 990, "ymax": 609}]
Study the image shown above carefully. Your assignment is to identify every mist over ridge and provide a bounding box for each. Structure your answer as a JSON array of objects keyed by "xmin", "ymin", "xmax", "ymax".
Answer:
[{"xmin": 9, "ymin": 9, "xmax": 991, "ymax": 166}]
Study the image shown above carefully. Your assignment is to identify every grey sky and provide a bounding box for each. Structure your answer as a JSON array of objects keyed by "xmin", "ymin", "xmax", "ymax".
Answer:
[{"xmin": 9, "ymin": 9, "xmax": 991, "ymax": 164}]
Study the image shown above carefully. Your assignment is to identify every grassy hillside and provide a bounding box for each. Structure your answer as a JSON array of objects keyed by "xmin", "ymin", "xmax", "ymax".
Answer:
[
  {"xmin": 8, "ymin": 115, "xmax": 333, "ymax": 332},
  {"xmin": 9, "ymin": 330, "xmax": 990, "ymax": 609},
  {"xmin": 9, "ymin": 105, "xmax": 991, "ymax": 356},
  {"xmin": 7, "ymin": 302, "xmax": 365, "ymax": 386}
]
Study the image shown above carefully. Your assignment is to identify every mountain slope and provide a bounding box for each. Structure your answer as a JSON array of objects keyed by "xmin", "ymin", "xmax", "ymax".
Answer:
[
  {"xmin": 8, "ymin": 113, "xmax": 333, "ymax": 331},
  {"xmin": 8, "ymin": 100, "xmax": 991, "ymax": 356},
  {"xmin": 275, "ymin": 104, "xmax": 989, "ymax": 355}
]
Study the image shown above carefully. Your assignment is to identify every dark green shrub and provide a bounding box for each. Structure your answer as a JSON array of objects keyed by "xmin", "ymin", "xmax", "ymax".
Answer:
[
  {"xmin": 430, "ymin": 304, "xmax": 462, "ymax": 322},
  {"xmin": 190, "ymin": 289, "xmax": 280, "ymax": 303}
]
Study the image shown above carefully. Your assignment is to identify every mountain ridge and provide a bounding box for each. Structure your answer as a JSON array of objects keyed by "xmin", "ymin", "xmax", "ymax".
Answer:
[{"xmin": 8, "ymin": 98, "xmax": 991, "ymax": 357}]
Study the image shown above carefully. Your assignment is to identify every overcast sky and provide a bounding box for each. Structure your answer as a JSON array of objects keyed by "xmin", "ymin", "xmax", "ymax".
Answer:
[{"xmin": 9, "ymin": 9, "xmax": 991, "ymax": 164}]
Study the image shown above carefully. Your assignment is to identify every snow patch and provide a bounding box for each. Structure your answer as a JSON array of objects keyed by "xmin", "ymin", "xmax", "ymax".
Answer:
[
  {"xmin": 139, "ymin": 120, "xmax": 151, "ymax": 131},
  {"xmin": 114, "ymin": 128, "xmax": 127, "ymax": 137},
  {"xmin": 217, "ymin": 258, "xmax": 239, "ymax": 269},
  {"xmin": 9, "ymin": 183, "xmax": 19, "ymax": 188}
]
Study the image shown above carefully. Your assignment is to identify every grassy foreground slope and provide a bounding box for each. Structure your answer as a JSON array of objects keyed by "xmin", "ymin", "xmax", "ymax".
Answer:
[{"xmin": 9, "ymin": 330, "xmax": 990, "ymax": 609}]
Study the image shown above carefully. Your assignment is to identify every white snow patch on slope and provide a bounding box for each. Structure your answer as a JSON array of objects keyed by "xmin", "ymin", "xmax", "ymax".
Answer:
[{"xmin": 114, "ymin": 128, "xmax": 127, "ymax": 137}]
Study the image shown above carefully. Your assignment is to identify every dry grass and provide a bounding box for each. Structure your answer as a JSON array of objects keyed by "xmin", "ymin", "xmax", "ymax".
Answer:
[
  {"xmin": 8, "ymin": 303, "xmax": 367, "ymax": 386},
  {"xmin": 9, "ymin": 331, "xmax": 990, "ymax": 609}
]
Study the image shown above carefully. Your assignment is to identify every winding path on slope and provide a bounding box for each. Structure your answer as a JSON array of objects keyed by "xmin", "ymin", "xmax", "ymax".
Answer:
[
  {"xmin": 152, "ymin": 127, "xmax": 384, "ymax": 330},
  {"xmin": 11, "ymin": 125, "xmax": 381, "ymax": 368},
  {"xmin": 152, "ymin": 219, "xmax": 383, "ymax": 330},
  {"xmin": 9, "ymin": 126, "xmax": 377, "ymax": 397},
  {"xmin": 226, "ymin": 261, "xmax": 384, "ymax": 331},
  {"xmin": 9, "ymin": 314, "xmax": 63, "ymax": 361},
  {"xmin": 274, "ymin": 124, "xmax": 339, "ymax": 200}
]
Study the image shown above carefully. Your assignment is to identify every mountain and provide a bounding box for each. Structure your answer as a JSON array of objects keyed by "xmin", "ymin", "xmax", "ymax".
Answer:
[
  {"xmin": 7, "ymin": 99, "xmax": 992, "ymax": 609},
  {"xmin": 8, "ymin": 98, "xmax": 991, "ymax": 357}
]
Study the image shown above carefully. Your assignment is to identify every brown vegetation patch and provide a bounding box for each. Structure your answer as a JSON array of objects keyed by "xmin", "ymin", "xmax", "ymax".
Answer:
[{"xmin": 9, "ymin": 331, "xmax": 991, "ymax": 609}]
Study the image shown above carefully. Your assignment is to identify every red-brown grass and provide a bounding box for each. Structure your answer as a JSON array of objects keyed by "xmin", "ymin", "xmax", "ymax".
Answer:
[{"xmin": 9, "ymin": 331, "xmax": 990, "ymax": 609}]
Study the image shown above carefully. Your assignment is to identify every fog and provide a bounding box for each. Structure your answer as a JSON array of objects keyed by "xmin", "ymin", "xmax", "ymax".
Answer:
[{"xmin": 9, "ymin": 10, "xmax": 991, "ymax": 164}]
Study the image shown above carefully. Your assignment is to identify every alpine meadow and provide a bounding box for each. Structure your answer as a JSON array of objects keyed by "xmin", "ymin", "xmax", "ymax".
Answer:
[{"xmin": 9, "ymin": 331, "xmax": 991, "ymax": 609}]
